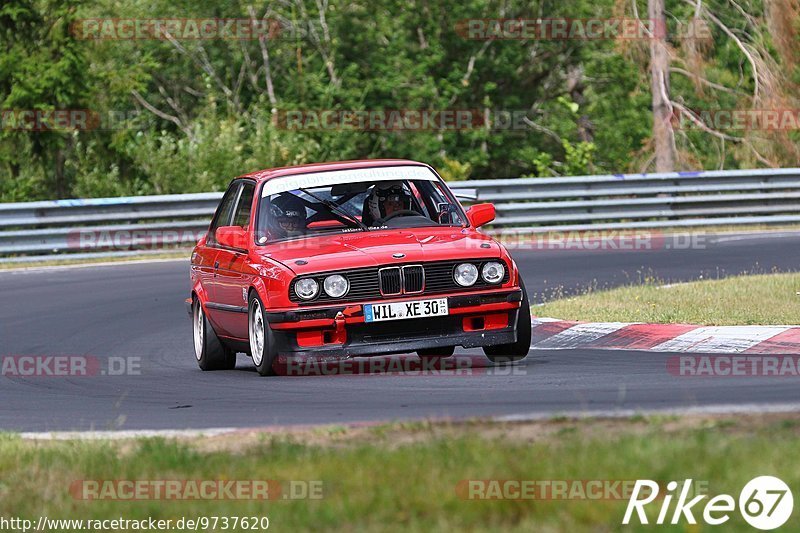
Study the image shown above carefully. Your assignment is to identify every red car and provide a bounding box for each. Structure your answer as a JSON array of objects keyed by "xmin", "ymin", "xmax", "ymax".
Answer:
[{"xmin": 189, "ymin": 159, "xmax": 531, "ymax": 375}]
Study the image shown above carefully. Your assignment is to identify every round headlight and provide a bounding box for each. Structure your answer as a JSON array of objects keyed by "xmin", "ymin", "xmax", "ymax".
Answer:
[
  {"xmin": 482, "ymin": 262, "xmax": 505, "ymax": 284},
  {"xmin": 295, "ymin": 278, "xmax": 319, "ymax": 300},
  {"xmin": 324, "ymin": 274, "xmax": 349, "ymax": 298},
  {"xmin": 454, "ymin": 263, "xmax": 479, "ymax": 287}
]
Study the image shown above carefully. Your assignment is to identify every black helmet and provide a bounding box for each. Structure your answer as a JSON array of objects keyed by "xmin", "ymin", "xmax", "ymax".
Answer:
[{"xmin": 269, "ymin": 193, "xmax": 306, "ymax": 238}]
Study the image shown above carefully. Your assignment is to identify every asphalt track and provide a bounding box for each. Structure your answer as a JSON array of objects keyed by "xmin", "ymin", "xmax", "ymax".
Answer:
[{"xmin": 1, "ymin": 230, "xmax": 799, "ymax": 432}]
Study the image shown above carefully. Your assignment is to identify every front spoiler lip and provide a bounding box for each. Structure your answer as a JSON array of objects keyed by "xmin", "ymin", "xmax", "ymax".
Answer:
[
  {"xmin": 266, "ymin": 288, "xmax": 523, "ymax": 325},
  {"xmin": 275, "ymin": 328, "xmax": 517, "ymax": 359}
]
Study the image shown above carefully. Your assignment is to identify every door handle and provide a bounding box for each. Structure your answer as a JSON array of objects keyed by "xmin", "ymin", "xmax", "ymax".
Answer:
[{"xmin": 214, "ymin": 261, "xmax": 220, "ymax": 269}]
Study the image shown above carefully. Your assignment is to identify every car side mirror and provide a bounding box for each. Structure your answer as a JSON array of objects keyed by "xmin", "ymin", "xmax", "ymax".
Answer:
[
  {"xmin": 216, "ymin": 226, "xmax": 249, "ymax": 251},
  {"xmin": 466, "ymin": 203, "xmax": 495, "ymax": 228}
]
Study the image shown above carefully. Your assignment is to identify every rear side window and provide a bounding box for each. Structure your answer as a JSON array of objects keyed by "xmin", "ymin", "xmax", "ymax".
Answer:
[
  {"xmin": 208, "ymin": 183, "xmax": 241, "ymax": 245},
  {"xmin": 232, "ymin": 182, "xmax": 255, "ymax": 229}
]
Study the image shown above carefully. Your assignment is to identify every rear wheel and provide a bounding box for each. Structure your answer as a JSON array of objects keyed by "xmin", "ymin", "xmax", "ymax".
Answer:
[
  {"xmin": 249, "ymin": 292, "xmax": 278, "ymax": 376},
  {"xmin": 483, "ymin": 279, "xmax": 531, "ymax": 363},
  {"xmin": 417, "ymin": 346, "xmax": 456, "ymax": 360},
  {"xmin": 193, "ymin": 298, "xmax": 236, "ymax": 370}
]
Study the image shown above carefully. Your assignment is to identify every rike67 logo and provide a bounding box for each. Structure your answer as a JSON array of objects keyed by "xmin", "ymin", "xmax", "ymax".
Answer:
[{"xmin": 623, "ymin": 476, "xmax": 793, "ymax": 530}]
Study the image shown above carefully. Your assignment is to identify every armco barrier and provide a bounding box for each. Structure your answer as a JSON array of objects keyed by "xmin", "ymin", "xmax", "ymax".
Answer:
[{"xmin": 2, "ymin": 168, "xmax": 800, "ymax": 261}]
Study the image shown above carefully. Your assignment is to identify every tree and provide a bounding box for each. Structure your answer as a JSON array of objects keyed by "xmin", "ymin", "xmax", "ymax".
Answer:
[
  {"xmin": 0, "ymin": 0, "xmax": 90, "ymax": 199},
  {"xmin": 648, "ymin": 0, "xmax": 676, "ymax": 171}
]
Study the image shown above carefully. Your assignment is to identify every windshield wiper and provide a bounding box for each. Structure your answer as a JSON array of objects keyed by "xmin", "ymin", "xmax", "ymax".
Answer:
[{"xmin": 298, "ymin": 188, "xmax": 368, "ymax": 231}]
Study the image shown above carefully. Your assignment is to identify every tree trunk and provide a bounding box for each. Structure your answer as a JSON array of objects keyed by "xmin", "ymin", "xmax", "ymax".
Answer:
[
  {"xmin": 53, "ymin": 135, "xmax": 72, "ymax": 199},
  {"xmin": 649, "ymin": 0, "xmax": 676, "ymax": 172},
  {"xmin": 567, "ymin": 64, "xmax": 594, "ymax": 143}
]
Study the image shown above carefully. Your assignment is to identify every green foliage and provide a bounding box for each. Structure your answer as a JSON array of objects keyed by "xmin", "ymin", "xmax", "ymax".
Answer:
[
  {"xmin": 562, "ymin": 140, "xmax": 596, "ymax": 176},
  {"xmin": 1, "ymin": 0, "xmax": 91, "ymax": 199},
  {"xmin": 0, "ymin": 0, "xmax": 797, "ymax": 201},
  {"xmin": 438, "ymin": 156, "xmax": 472, "ymax": 181}
]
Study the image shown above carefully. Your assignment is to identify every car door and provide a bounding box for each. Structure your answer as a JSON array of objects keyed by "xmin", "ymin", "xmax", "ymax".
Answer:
[
  {"xmin": 213, "ymin": 180, "xmax": 256, "ymax": 339},
  {"xmin": 202, "ymin": 181, "xmax": 241, "ymax": 332}
]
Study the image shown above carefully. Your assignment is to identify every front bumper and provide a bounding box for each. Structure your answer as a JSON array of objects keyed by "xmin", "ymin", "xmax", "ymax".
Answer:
[{"xmin": 266, "ymin": 288, "xmax": 523, "ymax": 358}]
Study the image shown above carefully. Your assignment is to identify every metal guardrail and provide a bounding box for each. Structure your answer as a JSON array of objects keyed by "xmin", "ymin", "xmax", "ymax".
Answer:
[{"xmin": 3, "ymin": 168, "xmax": 800, "ymax": 261}]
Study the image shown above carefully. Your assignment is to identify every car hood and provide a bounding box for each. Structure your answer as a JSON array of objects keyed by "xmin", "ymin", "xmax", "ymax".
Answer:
[{"xmin": 257, "ymin": 227, "xmax": 503, "ymax": 275}]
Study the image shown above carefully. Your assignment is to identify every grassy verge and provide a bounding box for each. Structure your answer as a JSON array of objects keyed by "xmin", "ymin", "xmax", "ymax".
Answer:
[
  {"xmin": 535, "ymin": 272, "xmax": 800, "ymax": 325},
  {"xmin": 0, "ymin": 251, "xmax": 190, "ymax": 270},
  {"xmin": 1, "ymin": 414, "xmax": 799, "ymax": 531}
]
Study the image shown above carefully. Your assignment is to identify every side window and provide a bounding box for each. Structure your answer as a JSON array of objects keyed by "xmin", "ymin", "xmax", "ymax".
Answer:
[
  {"xmin": 232, "ymin": 182, "xmax": 255, "ymax": 229},
  {"xmin": 407, "ymin": 182, "xmax": 430, "ymax": 218},
  {"xmin": 422, "ymin": 181, "xmax": 465, "ymax": 226},
  {"xmin": 208, "ymin": 182, "xmax": 240, "ymax": 245}
]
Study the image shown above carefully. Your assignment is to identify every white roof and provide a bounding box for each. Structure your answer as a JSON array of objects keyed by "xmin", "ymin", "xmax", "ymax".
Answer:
[{"xmin": 261, "ymin": 165, "xmax": 437, "ymax": 197}]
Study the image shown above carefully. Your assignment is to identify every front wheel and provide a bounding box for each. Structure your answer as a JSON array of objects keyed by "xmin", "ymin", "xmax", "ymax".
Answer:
[
  {"xmin": 483, "ymin": 278, "xmax": 531, "ymax": 363},
  {"xmin": 193, "ymin": 298, "xmax": 236, "ymax": 370},
  {"xmin": 249, "ymin": 292, "xmax": 278, "ymax": 376}
]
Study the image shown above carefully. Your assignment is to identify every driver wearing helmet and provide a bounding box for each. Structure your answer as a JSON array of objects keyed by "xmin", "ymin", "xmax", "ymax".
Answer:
[
  {"xmin": 268, "ymin": 193, "xmax": 307, "ymax": 239},
  {"xmin": 364, "ymin": 181, "xmax": 413, "ymax": 226}
]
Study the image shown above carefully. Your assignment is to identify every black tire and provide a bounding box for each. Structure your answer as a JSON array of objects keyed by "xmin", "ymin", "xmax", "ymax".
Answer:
[
  {"xmin": 483, "ymin": 278, "xmax": 531, "ymax": 363},
  {"xmin": 248, "ymin": 292, "xmax": 278, "ymax": 376},
  {"xmin": 417, "ymin": 346, "xmax": 456, "ymax": 360},
  {"xmin": 193, "ymin": 298, "xmax": 236, "ymax": 371}
]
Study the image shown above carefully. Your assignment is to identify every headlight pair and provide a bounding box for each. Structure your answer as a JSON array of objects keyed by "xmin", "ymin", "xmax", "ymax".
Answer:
[
  {"xmin": 295, "ymin": 274, "xmax": 349, "ymax": 300},
  {"xmin": 454, "ymin": 261, "xmax": 505, "ymax": 287},
  {"xmin": 296, "ymin": 261, "xmax": 504, "ymax": 299}
]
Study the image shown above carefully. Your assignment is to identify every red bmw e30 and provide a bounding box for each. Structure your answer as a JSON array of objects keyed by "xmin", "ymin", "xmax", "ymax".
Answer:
[{"xmin": 189, "ymin": 159, "xmax": 531, "ymax": 375}]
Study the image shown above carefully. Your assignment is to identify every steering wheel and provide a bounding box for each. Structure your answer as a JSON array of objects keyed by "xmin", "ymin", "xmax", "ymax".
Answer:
[{"xmin": 381, "ymin": 209, "xmax": 423, "ymax": 222}]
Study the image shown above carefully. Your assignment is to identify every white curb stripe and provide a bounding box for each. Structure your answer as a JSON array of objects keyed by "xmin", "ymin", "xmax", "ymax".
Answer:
[
  {"xmin": 649, "ymin": 326, "xmax": 791, "ymax": 353},
  {"xmin": 532, "ymin": 317, "xmax": 564, "ymax": 324},
  {"xmin": 533, "ymin": 322, "xmax": 634, "ymax": 349}
]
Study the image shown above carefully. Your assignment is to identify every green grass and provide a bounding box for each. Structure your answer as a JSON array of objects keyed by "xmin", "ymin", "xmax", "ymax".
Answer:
[
  {"xmin": 535, "ymin": 272, "xmax": 800, "ymax": 325},
  {"xmin": 0, "ymin": 251, "xmax": 190, "ymax": 270},
  {"xmin": 1, "ymin": 415, "xmax": 799, "ymax": 531}
]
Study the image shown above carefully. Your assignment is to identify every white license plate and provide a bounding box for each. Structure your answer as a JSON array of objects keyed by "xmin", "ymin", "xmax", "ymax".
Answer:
[{"xmin": 364, "ymin": 298, "xmax": 448, "ymax": 323}]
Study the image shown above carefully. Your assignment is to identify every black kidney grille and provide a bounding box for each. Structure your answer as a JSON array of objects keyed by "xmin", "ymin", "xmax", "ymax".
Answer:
[
  {"xmin": 290, "ymin": 259, "xmax": 510, "ymax": 304},
  {"xmin": 379, "ymin": 267, "xmax": 402, "ymax": 295},
  {"xmin": 402, "ymin": 265, "xmax": 425, "ymax": 293}
]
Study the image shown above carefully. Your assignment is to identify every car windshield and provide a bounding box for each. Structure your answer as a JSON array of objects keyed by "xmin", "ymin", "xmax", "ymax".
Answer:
[{"xmin": 255, "ymin": 172, "xmax": 466, "ymax": 243}]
